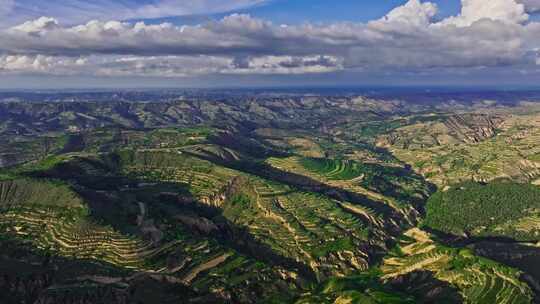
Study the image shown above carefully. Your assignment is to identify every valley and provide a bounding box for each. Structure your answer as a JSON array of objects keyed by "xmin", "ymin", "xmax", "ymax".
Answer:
[{"xmin": 0, "ymin": 90, "xmax": 540, "ymax": 303}]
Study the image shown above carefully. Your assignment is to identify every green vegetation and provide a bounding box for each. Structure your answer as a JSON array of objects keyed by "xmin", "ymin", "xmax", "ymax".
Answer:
[
  {"xmin": 116, "ymin": 149, "xmax": 236, "ymax": 199},
  {"xmin": 0, "ymin": 154, "xmax": 71, "ymax": 181},
  {"xmin": 355, "ymin": 120, "xmax": 406, "ymax": 140},
  {"xmin": 296, "ymin": 271, "xmax": 416, "ymax": 304},
  {"xmin": 117, "ymin": 150, "xmax": 378, "ymax": 277},
  {"xmin": 382, "ymin": 229, "xmax": 533, "ymax": 304},
  {"xmin": 19, "ymin": 155, "xmax": 68, "ymax": 173},
  {"xmin": 312, "ymin": 238, "xmax": 355, "ymax": 258},
  {"xmin": 0, "ymin": 179, "xmax": 84, "ymax": 211},
  {"xmin": 223, "ymin": 177, "xmax": 375, "ymax": 276},
  {"xmin": 344, "ymin": 115, "xmax": 447, "ymax": 145},
  {"xmin": 296, "ymin": 157, "xmax": 432, "ymax": 205},
  {"xmin": 424, "ymin": 181, "xmax": 540, "ymax": 240},
  {"xmin": 0, "ymin": 134, "xmax": 76, "ymax": 173},
  {"xmin": 0, "ymin": 179, "xmax": 154, "ymax": 268},
  {"xmin": 0, "ymin": 176, "xmax": 302, "ymax": 302},
  {"xmin": 387, "ymin": 115, "xmax": 540, "ymax": 187},
  {"xmin": 147, "ymin": 126, "xmax": 214, "ymax": 147},
  {"xmin": 527, "ymin": 153, "xmax": 540, "ymax": 162},
  {"xmin": 300, "ymin": 157, "xmax": 365, "ymax": 180},
  {"xmin": 2, "ymin": 99, "xmax": 540, "ymax": 303}
]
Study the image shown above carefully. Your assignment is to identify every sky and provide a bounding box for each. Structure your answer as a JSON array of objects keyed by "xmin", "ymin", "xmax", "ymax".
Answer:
[{"xmin": 2, "ymin": 0, "xmax": 540, "ymax": 89}]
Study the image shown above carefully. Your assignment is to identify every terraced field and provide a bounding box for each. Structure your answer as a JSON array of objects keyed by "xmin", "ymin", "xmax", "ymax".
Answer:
[
  {"xmin": 181, "ymin": 144, "xmax": 243, "ymax": 162},
  {"xmin": 0, "ymin": 179, "xmax": 180, "ymax": 269},
  {"xmin": 0, "ymin": 178, "xmax": 304, "ymax": 302},
  {"xmin": 154, "ymin": 235, "xmax": 298, "ymax": 301},
  {"xmin": 266, "ymin": 156, "xmax": 431, "ymax": 222},
  {"xmin": 512, "ymin": 216, "xmax": 540, "ymax": 236},
  {"xmin": 384, "ymin": 113, "xmax": 540, "ymax": 186},
  {"xmin": 0, "ymin": 208, "xmax": 159, "ymax": 268},
  {"xmin": 229, "ymin": 177, "xmax": 377, "ymax": 278},
  {"xmin": 295, "ymin": 273, "xmax": 416, "ymax": 304},
  {"xmin": 381, "ymin": 229, "xmax": 533, "ymax": 304},
  {"xmin": 118, "ymin": 150, "xmax": 239, "ymax": 204},
  {"xmin": 254, "ymin": 129, "xmax": 326, "ymax": 158},
  {"xmin": 2, "ymin": 109, "xmax": 539, "ymax": 303},
  {"xmin": 117, "ymin": 150, "xmax": 390, "ymax": 279}
]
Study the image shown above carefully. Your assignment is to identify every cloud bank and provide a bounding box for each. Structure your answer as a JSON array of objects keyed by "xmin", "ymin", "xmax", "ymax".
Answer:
[{"xmin": 1, "ymin": 0, "xmax": 540, "ymax": 79}]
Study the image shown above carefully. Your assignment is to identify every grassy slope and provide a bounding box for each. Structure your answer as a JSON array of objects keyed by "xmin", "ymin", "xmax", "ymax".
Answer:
[
  {"xmin": 386, "ymin": 115, "xmax": 540, "ymax": 187},
  {"xmin": 267, "ymin": 156, "xmax": 432, "ymax": 216},
  {"xmin": 295, "ymin": 272, "xmax": 416, "ymax": 304},
  {"xmin": 0, "ymin": 162, "xmax": 304, "ymax": 303},
  {"xmin": 1, "ymin": 128, "xmax": 538, "ymax": 303},
  {"xmin": 382, "ymin": 229, "xmax": 533, "ymax": 304},
  {"xmin": 118, "ymin": 150, "xmax": 380, "ymax": 278}
]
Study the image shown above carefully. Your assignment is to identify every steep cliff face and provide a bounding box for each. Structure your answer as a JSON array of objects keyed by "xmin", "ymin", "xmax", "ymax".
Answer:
[
  {"xmin": 377, "ymin": 112, "xmax": 540, "ymax": 187},
  {"xmin": 443, "ymin": 114, "xmax": 505, "ymax": 144},
  {"xmin": 377, "ymin": 114, "xmax": 505, "ymax": 149}
]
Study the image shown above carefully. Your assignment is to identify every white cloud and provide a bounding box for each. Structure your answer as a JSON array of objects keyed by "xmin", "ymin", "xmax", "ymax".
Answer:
[
  {"xmin": 379, "ymin": 0, "xmax": 438, "ymax": 28},
  {"xmin": 440, "ymin": 0, "xmax": 528, "ymax": 27},
  {"xmin": 0, "ymin": 0, "xmax": 539, "ymax": 78},
  {"xmin": 0, "ymin": 54, "xmax": 85, "ymax": 74},
  {"xmin": 230, "ymin": 55, "xmax": 343, "ymax": 75},
  {"xmin": 12, "ymin": 17, "xmax": 61, "ymax": 33},
  {"xmin": 0, "ymin": 54, "xmax": 342, "ymax": 77}
]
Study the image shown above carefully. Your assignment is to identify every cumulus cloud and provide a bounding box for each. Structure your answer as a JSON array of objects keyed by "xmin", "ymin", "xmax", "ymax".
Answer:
[
  {"xmin": 1, "ymin": 15, "xmax": 355, "ymax": 58},
  {"xmin": 1, "ymin": 0, "xmax": 540, "ymax": 78},
  {"xmin": 0, "ymin": 55, "xmax": 86, "ymax": 74},
  {"xmin": 379, "ymin": 0, "xmax": 438, "ymax": 28},
  {"xmin": 230, "ymin": 55, "xmax": 343, "ymax": 75},
  {"xmin": 12, "ymin": 17, "xmax": 61, "ymax": 33},
  {"xmin": 0, "ymin": 54, "xmax": 342, "ymax": 77},
  {"xmin": 441, "ymin": 0, "xmax": 528, "ymax": 27}
]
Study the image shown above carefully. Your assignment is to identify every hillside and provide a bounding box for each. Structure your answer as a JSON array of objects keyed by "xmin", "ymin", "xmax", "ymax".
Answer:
[
  {"xmin": 382, "ymin": 112, "xmax": 540, "ymax": 186},
  {"xmin": 0, "ymin": 93, "xmax": 540, "ymax": 303},
  {"xmin": 424, "ymin": 181, "xmax": 540, "ymax": 241}
]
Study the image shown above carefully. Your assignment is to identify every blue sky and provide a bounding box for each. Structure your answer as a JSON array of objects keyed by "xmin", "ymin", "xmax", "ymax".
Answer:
[
  {"xmin": 2, "ymin": 0, "xmax": 540, "ymax": 89},
  {"xmin": 126, "ymin": 1, "xmax": 463, "ymax": 25},
  {"xmin": 0, "ymin": 0, "xmax": 465, "ymax": 25},
  {"xmin": 238, "ymin": 0, "xmax": 461, "ymax": 24}
]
